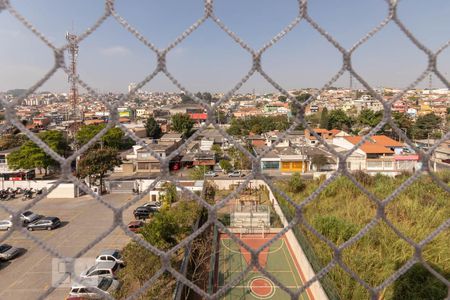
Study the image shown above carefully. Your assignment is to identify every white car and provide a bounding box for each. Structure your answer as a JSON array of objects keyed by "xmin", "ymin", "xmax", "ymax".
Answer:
[
  {"xmin": 204, "ymin": 171, "xmax": 217, "ymax": 177},
  {"xmin": 69, "ymin": 277, "xmax": 120, "ymax": 299},
  {"xmin": 95, "ymin": 249, "xmax": 125, "ymax": 266},
  {"xmin": 80, "ymin": 261, "xmax": 120, "ymax": 279},
  {"xmin": 0, "ymin": 220, "xmax": 12, "ymax": 231}
]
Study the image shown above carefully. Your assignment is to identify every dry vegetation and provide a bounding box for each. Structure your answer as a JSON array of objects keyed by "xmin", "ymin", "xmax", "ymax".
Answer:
[{"xmin": 276, "ymin": 171, "xmax": 450, "ymax": 300}]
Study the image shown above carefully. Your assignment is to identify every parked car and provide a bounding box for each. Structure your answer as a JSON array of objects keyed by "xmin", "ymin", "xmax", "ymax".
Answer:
[
  {"xmin": 204, "ymin": 171, "xmax": 217, "ymax": 177},
  {"xmin": 27, "ymin": 217, "xmax": 61, "ymax": 231},
  {"xmin": 95, "ymin": 249, "xmax": 125, "ymax": 266},
  {"xmin": 127, "ymin": 220, "xmax": 144, "ymax": 233},
  {"xmin": 69, "ymin": 277, "xmax": 120, "ymax": 299},
  {"xmin": 133, "ymin": 206, "xmax": 156, "ymax": 220},
  {"xmin": 0, "ymin": 220, "xmax": 12, "ymax": 231},
  {"xmin": 0, "ymin": 244, "xmax": 21, "ymax": 261},
  {"xmin": 228, "ymin": 170, "xmax": 244, "ymax": 177},
  {"xmin": 19, "ymin": 211, "xmax": 41, "ymax": 224},
  {"xmin": 80, "ymin": 261, "xmax": 120, "ymax": 279},
  {"xmin": 142, "ymin": 201, "xmax": 161, "ymax": 210}
]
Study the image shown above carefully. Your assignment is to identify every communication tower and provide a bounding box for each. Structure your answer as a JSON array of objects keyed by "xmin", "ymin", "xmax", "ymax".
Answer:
[{"xmin": 66, "ymin": 32, "xmax": 79, "ymax": 120}]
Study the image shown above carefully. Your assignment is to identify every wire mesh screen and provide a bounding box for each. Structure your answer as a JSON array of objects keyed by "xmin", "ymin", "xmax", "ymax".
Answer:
[{"xmin": 0, "ymin": 0, "xmax": 449, "ymax": 299}]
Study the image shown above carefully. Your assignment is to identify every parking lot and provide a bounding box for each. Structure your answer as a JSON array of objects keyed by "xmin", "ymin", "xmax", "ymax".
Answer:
[{"xmin": 0, "ymin": 193, "xmax": 148, "ymax": 300}]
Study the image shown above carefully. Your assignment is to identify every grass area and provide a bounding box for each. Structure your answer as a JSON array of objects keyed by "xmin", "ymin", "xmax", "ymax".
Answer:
[{"xmin": 275, "ymin": 171, "xmax": 450, "ymax": 300}]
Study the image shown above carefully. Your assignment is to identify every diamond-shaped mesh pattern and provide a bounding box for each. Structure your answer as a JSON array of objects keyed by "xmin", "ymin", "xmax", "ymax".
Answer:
[{"xmin": 0, "ymin": 0, "xmax": 449, "ymax": 299}]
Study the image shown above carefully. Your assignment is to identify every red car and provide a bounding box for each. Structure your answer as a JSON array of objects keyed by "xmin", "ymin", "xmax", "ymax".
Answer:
[{"xmin": 127, "ymin": 220, "xmax": 144, "ymax": 233}]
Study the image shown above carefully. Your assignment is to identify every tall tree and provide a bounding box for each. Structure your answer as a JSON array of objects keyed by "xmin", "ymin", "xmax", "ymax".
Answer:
[
  {"xmin": 327, "ymin": 109, "xmax": 352, "ymax": 131},
  {"xmin": 412, "ymin": 113, "xmax": 442, "ymax": 139},
  {"xmin": 76, "ymin": 124, "xmax": 132, "ymax": 150},
  {"xmin": 171, "ymin": 113, "xmax": 194, "ymax": 138},
  {"xmin": 7, "ymin": 130, "xmax": 69, "ymax": 175},
  {"xmin": 319, "ymin": 107, "xmax": 329, "ymax": 128},
  {"xmin": 145, "ymin": 117, "xmax": 162, "ymax": 139},
  {"xmin": 77, "ymin": 147, "xmax": 122, "ymax": 193},
  {"xmin": 357, "ymin": 109, "xmax": 383, "ymax": 127},
  {"xmin": 290, "ymin": 93, "xmax": 312, "ymax": 118}
]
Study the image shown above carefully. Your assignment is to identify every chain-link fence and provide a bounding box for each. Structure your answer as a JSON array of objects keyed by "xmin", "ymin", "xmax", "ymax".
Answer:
[{"xmin": 0, "ymin": 0, "xmax": 449, "ymax": 299}]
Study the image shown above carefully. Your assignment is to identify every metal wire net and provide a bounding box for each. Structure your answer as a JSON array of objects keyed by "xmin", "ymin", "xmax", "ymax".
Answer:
[{"xmin": 0, "ymin": 0, "xmax": 449, "ymax": 299}]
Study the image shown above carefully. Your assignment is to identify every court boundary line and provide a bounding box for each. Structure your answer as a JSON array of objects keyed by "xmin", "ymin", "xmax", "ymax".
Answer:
[
  {"xmin": 220, "ymin": 238, "xmax": 285, "ymax": 254},
  {"xmin": 281, "ymin": 241, "xmax": 300, "ymax": 287},
  {"xmin": 284, "ymin": 236, "xmax": 315, "ymax": 300}
]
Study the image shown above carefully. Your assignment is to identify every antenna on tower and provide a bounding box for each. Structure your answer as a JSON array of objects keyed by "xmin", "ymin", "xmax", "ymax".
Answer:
[
  {"xmin": 66, "ymin": 31, "xmax": 79, "ymax": 122},
  {"xmin": 428, "ymin": 73, "xmax": 432, "ymax": 91},
  {"xmin": 349, "ymin": 72, "xmax": 353, "ymax": 91}
]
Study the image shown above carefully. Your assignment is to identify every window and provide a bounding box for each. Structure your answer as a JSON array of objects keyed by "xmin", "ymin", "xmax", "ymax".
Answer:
[
  {"xmin": 137, "ymin": 162, "xmax": 150, "ymax": 170},
  {"xmin": 292, "ymin": 161, "xmax": 302, "ymax": 169},
  {"xmin": 262, "ymin": 161, "xmax": 279, "ymax": 170}
]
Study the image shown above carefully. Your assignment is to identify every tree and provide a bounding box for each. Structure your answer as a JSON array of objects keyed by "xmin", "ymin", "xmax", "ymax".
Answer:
[
  {"xmin": 219, "ymin": 159, "xmax": 233, "ymax": 173},
  {"xmin": 311, "ymin": 154, "xmax": 328, "ymax": 171},
  {"xmin": 227, "ymin": 146, "xmax": 252, "ymax": 170},
  {"xmin": 7, "ymin": 130, "xmax": 69, "ymax": 175},
  {"xmin": 171, "ymin": 113, "xmax": 194, "ymax": 138},
  {"xmin": 0, "ymin": 133, "xmax": 27, "ymax": 151},
  {"xmin": 327, "ymin": 109, "xmax": 352, "ymax": 131},
  {"xmin": 383, "ymin": 112, "xmax": 414, "ymax": 138},
  {"xmin": 319, "ymin": 107, "xmax": 329, "ymax": 128},
  {"xmin": 217, "ymin": 110, "xmax": 227, "ymax": 124},
  {"xmin": 180, "ymin": 93, "xmax": 194, "ymax": 103},
  {"xmin": 160, "ymin": 182, "xmax": 177, "ymax": 209},
  {"xmin": 77, "ymin": 147, "xmax": 121, "ymax": 193},
  {"xmin": 290, "ymin": 93, "xmax": 311, "ymax": 118},
  {"xmin": 278, "ymin": 95, "xmax": 287, "ymax": 102},
  {"xmin": 211, "ymin": 144, "xmax": 222, "ymax": 157},
  {"xmin": 145, "ymin": 117, "xmax": 162, "ymax": 139},
  {"xmin": 412, "ymin": 113, "xmax": 442, "ymax": 139},
  {"xmin": 76, "ymin": 124, "xmax": 132, "ymax": 150},
  {"xmin": 189, "ymin": 165, "xmax": 210, "ymax": 180},
  {"xmin": 357, "ymin": 109, "xmax": 383, "ymax": 127}
]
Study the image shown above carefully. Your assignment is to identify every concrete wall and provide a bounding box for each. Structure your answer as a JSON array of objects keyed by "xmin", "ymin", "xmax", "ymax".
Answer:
[{"xmin": 0, "ymin": 180, "xmax": 77, "ymax": 198}]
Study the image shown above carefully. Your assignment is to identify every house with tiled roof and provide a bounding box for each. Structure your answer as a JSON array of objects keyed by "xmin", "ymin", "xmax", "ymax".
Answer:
[{"xmin": 332, "ymin": 135, "xmax": 419, "ymax": 174}]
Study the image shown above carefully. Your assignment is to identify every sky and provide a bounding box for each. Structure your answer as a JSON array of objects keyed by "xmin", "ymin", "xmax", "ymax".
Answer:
[{"xmin": 0, "ymin": 0, "xmax": 449, "ymax": 94}]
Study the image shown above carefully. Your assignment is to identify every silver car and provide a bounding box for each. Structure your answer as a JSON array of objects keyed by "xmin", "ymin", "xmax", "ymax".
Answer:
[
  {"xmin": 0, "ymin": 220, "xmax": 12, "ymax": 231},
  {"xmin": 95, "ymin": 249, "xmax": 125, "ymax": 266},
  {"xmin": 0, "ymin": 244, "xmax": 21, "ymax": 261},
  {"xmin": 69, "ymin": 277, "xmax": 120, "ymax": 299},
  {"xmin": 19, "ymin": 211, "xmax": 41, "ymax": 223},
  {"xmin": 80, "ymin": 261, "xmax": 120, "ymax": 279}
]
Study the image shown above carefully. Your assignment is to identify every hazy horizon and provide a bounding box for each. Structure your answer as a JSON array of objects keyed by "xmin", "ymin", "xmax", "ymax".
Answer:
[{"xmin": 1, "ymin": 0, "xmax": 449, "ymax": 94}]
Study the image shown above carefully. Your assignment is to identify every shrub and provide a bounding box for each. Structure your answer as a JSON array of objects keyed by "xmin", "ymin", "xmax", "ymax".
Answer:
[
  {"xmin": 288, "ymin": 172, "xmax": 306, "ymax": 193},
  {"xmin": 352, "ymin": 170, "xmax": 374, "ymax": 186}
]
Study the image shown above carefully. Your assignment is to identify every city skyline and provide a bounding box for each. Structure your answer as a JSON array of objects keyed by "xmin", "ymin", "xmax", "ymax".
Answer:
[{"xmin": 1, "ymin": 0, "xmax": 449, "ymax": 94}]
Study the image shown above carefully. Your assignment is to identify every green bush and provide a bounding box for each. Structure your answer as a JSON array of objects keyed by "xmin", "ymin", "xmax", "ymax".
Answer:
[{"xmin": 288, "ymin": 172, "xmax": 306, "ymax": 193}]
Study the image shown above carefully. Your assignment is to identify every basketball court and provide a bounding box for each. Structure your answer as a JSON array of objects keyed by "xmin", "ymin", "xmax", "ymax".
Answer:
[{"xmin": 216, "ymin": 233, "xmax": 312, "ymax": 300}]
